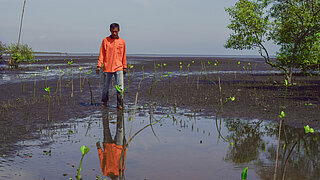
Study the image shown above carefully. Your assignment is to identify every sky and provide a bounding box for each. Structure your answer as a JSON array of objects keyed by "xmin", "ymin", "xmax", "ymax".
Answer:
[{"xmin": 0, "ymin": 0, "xmax": 278, "ymax": 55}]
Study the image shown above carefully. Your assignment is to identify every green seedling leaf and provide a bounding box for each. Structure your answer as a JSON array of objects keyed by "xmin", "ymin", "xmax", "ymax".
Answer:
[
  {"xmin": 230, "ymin": 97, "xmax": 235, "ymax": 101},
  {"xmin": 285, "ymin": 79, "xmax": 288, "ymax": 86},
  {"xmin": 248, "ymin": 62, "xmax": 251, "ymax": 66},
  {"xmin": 163, "ymin": 63, "xmax": 167, "ymax": 66},
  {"xmin": 208, "ymin": 61, "xmax": 211, "ymax": 64},
  {"xmin": 283, "ymin": 144, "xmax": 286, "ymax": 149},
  {"xmin": 243, "ymin": 66, "xmax": 246, "ymax": 70},
  {"xmin": 80, "ymin": 145, "xmax": 90, "ymax": 155},
  {"xmin": 88, "ymin": 69, "xmax": 92, "ymax": 74},
  {"xmin": 115, "ymin": 85, "xmax": 122, "ymax": 93},
  {"xmin": 279, "ymin": 111, "xmax": 286, "ymax": 118},
  {"xmin": 305, "ymin": 102, "xmax": 313, "ymax": 106},
  {"xmin": 79, "ymin": 67, "xmax": 83, "ymax": 70},
  {"xmin": 34, "ymin": 73, "xmax": 37, "ymax": 77},
  {"xmin": 238, "ymin": 61, "xmax": 241, "ymax": 65},
  {"xmin": 241, "ymin": 167, "xmax": 248, "ymax": 180},
  {"xmin": 304, "ymin": 125, "xmax": 315, "ymax": 134},
  {"xmin": 187, "ymin": 64, "xmax": 190, "ymax": 68},
  {"xmin": 180, "ymin": 65, "xmax": 182, "ymax": 69},
  {"xmin": 313, "ymin": 136, "xmax": 318, "ymax": 141},
  {"xmin": 45, "ymin": 87, "xmax": 51, "ymax": 93},
  {"xmin": 192, "ymin": 60, "xmax": 195, "ymax": 63},
  {"xmin": 46, "ymin": 66, "xmax": 49, "ymax": 70},
  {"xmin": 214, "ymin": 63, "xmax": 217, "ymax": 66},
  {"xmin": 180, "ymin": 62, "xmax": 182, "ymax": 65},
  {"xmin": 68, "ymin": 60, "xmax": 73, "ymax": 65},
  {"xmin": 310, "ymin": 128, "xmax": 315, "ymax": 133},
  {"xmin": 129, "ymin": 64, "xmax": 134, "ymax": 68}
]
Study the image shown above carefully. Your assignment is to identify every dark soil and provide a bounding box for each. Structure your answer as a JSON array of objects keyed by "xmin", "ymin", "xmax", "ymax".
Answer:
[{"xmin": 0, "ymin": 56, "xmax": 319, "ymax": 158}]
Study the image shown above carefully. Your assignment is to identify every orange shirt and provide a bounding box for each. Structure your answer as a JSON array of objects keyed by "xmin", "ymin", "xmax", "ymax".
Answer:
[
  {"xmin": 98, "ymin": 143, "xmax": 126, "ymax": 176},
  {"xmin": 98, "ymin": 36, "xmax": 127, "ymax": 73}
]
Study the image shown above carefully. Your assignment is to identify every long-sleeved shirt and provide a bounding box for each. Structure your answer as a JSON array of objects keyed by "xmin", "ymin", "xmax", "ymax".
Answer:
[{"xmin": 97, "ymin": 36, "xmax": 127, "ymax": 73}]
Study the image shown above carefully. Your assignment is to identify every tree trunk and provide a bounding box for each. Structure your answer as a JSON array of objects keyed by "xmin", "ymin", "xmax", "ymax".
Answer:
[{"xmin": 285, "ymin": 66, "xmax": 293, "ymax": 85}]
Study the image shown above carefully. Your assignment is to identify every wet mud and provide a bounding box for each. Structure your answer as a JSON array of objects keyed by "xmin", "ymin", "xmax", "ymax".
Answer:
[{"xmin": 0, "ymin": 55, "xmax": 319, "ymax": 179}]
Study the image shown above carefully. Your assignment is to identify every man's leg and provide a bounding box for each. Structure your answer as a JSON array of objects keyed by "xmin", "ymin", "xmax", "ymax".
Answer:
[
  {"xmin": 101, "ymin": 72, "xmax": 113, "ymax": 105},
  {"xmin": 114, "ymin": 109, "xmax": 125, "ymax": 146},
  {"xmin": 114, "ymin": 71, "xmax": 124, "ymax": 108},
  {"xmin": 102, "ymin": 110, "xmax": 113, "ymax": 143}
]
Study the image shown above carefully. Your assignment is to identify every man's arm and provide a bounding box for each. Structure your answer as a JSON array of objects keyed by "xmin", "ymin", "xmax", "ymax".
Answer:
[
  {"xmin": 97, "ymin": 39, "xmax": 106, "ymax": 74},
  {"xmin": 122, "ymin": 40, "xmax": 127, "ymax": 75}
]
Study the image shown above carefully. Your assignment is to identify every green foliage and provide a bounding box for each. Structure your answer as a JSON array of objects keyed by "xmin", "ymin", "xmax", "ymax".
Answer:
[
  {"xmin": 304, "ymin": 125, "xmax": 315, "ymax": 134},
  {"xmin": 115, "ymin": 84, "xmax": 125, "ymax": 96},
  {"xmin": 279, "ymin": 110, "xmax": 286, "ymax": 119},
  {"xmin": 225, "ymin": 0, "xmax": 320, "ymax": 83},
  {"xmin": 73, "ymin": 145, "xmax": 90, "ymax": 180},
  {"xmin": 80, "ymin": 145, "xmax": 90, "ymax": 155},
  {"xmin": 7, "ymin": 43, "xmax": 34, "ymax": 67},
  {"xmin": 45, "ymin": 87, "xmax": 51, "ymax": 94},
  {"xmin": 68, "ymin": 60, "xmax": 73, "ymax": 65},
  {"xmin": 0, "ymin": 41, "xmax": 6, "ymax": 59},
  {"xmin": 241, "ymin": 167, "xmax": 248, "ymax": 180}
]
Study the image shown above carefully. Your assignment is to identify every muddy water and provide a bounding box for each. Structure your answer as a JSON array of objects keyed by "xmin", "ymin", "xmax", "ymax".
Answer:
[
  {"xmin": 0, "ymin": 55, "xmax": 319, "ymax": 179},
  {"xmin": 0, "ymin": 105, "xmax": 318, "ymax": 180}
]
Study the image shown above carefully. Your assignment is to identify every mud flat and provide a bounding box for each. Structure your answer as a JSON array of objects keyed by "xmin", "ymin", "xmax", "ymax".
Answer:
[{"xmin": 0, "ymin": 55, "xmax": 319, "ymax": 179}]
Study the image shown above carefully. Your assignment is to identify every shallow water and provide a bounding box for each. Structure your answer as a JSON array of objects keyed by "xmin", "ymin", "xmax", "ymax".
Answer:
[
  {"xmin": 0, "ymin": 105, "xmax": 318, "ymax": 180},
  {"xmin": 1, "ymin": 55, "xmax": 319, "ymax": 179}
]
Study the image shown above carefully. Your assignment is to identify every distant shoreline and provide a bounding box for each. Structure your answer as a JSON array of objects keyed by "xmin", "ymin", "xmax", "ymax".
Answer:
[{"xmin": 2, "ymin": 52, "xmax": 276, "ymax": 59}]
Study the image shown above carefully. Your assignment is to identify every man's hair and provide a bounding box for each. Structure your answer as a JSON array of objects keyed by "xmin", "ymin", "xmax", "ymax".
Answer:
[{"xmin": 110, "ymin": 23, "xmax": 120, "ymax": 30}]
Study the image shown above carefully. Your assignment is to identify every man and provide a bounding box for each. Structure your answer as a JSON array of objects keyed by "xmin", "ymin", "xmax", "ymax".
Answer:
[
  {"xmin": 96, "ymin": 109, "xmax": 126, "ymax": 179},
  {"xmin": 96, "ymin": 23, "xmax": 127, "ymax": 109}
]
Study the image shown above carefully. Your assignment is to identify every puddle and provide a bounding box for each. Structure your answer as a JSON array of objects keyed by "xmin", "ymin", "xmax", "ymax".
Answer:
[{"xmin": 0, "ymin": 106, "xmax": 318, "ymax": 180}]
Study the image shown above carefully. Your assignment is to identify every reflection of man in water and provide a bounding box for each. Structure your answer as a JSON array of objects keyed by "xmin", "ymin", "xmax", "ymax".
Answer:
[{"xmin": 96, "ymin": 109, "xmax": 126, "ymax": 179}]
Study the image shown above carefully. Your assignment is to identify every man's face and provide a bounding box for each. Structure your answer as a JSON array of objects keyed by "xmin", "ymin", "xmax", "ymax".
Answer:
[{"xmin": 110, "ymin": 27, "xmax": 119, "ymax": 38}]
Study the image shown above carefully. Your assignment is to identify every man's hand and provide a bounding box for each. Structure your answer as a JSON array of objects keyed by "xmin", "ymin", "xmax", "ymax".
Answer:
[
  {"xmin": 96, "ymin": 141, "xmax": 101, "ymax": 149},
  {"xmin": 123, "ymin": 68, "xmax": 127, "ymax": 75},
  {"xmin": 96, "ymin": 67, "xmax": 101, "ymax": 75}
]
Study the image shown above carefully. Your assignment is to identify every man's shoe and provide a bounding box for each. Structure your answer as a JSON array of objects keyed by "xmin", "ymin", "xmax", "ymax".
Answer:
[{"xmin": 117, "ymin": 105, "xmax": 123, "ymax": 110}]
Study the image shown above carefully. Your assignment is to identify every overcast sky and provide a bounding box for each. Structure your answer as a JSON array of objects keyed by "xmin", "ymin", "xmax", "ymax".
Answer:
[{"xmin": 1, "ymin": 0, "xmax": 278, "ymax": 55}]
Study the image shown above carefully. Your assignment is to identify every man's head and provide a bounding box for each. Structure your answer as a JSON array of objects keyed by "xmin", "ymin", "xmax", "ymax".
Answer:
[{"xmin": 109, "ymin": 23, "xmax": 120, "ymax": 39}]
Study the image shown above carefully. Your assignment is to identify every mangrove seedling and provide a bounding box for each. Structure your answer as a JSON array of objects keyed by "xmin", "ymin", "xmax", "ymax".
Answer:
[
  {"xmin": 149, "ymin": 72, "xmax": 170, "ymax": 102},
  {"xmin": 68, "ymin": 60, "xmax": 74, "ymax": 97},
  {"xmin": 127, "ymin": 64, "xmax": 134, "ymax": 91},
  {"xmin": 241, "ymin": 167, "xmax": 248, "ymax": 180},
  {"xmin": 33, "ymin": 73, "xmax": 37, "ymax": 102},
  {"xmin": 73, "ymin": 145, "xmax": 90, "ymax": 180},
  {"xmin": 55, "ymin": 69, "xmax": 65, "ymax": 102},
  {"xmin": 115, "ymin": 84, "xmax": 125, "ymax": 97},
  {"xmin": 179, "ymin": 61, "xmax": 183, "ymax": 77},
  {"xmin": 84, "ymin": 70, "xmax": 95, "ymax": 105},
  {"xmin": 45, "ymin": 86, "xmax": 52, "ymax": 122},
  {"xmin": 304, "ymin": 125, "xmax": 315, "ymax": 134},
  {"xmin": 274, "ymin": 79, "xmax": 289, "ymax": 180},
  {"xmin": 45, "ymin": 66, "xmax": 49, "ymax": 88},
  {"xmin": 79, "ymin": 66, "xmax": 83, "ymax": 92},
  {"xmin": 186, "ymin": 63, "xmax": 191, "ymax": 82}
]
